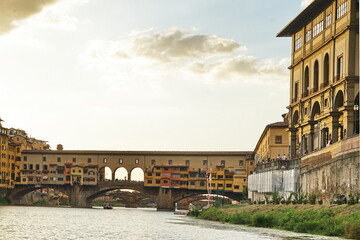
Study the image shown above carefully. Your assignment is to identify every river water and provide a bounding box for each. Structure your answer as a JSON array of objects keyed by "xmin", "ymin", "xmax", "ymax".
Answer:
[{"xmin": 0, "ymin": 206, "xmax": 345, "ymax": 240}]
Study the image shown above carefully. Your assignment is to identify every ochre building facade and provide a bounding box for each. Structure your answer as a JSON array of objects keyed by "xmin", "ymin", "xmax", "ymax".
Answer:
[{"xmin": 277, "ymin": 0, "xmax": 359, "ymax": 158}]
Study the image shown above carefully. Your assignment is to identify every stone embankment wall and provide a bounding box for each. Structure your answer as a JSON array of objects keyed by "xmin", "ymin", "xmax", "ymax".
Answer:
[{"xmin": 301, "ymin": 136, "xmax": 360, "ymax": 203}]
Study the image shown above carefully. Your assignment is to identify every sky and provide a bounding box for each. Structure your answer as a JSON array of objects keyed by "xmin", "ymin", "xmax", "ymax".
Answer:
[{"xmin": 0, "ymin": 0, "xmax": 314, "ymax": 152}]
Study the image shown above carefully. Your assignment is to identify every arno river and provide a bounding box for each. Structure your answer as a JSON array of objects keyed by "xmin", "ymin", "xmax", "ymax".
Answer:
[{"xmin": 0, "ymin": 206, "xmax": 345, "ymax": 240}]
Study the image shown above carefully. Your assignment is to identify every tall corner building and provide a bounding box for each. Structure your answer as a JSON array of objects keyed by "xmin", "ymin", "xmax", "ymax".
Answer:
[{"xmin": 277, "ymin": 0, "xmax": 359, "ymax": 158}]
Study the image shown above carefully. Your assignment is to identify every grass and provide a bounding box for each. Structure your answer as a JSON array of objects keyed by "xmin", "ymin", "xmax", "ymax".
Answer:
[{"xmin": 194, "ymin": 205, "xmax": 360, "ymax": 239}]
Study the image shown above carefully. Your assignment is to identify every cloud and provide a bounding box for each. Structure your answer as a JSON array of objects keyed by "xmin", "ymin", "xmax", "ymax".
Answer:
[
  {"xmin": 0, "ymin": 0, "xmax": 58, "ymax": 35},
  {"xmin": 300, "ymin": 0, "xmax": 314, "ymax": 9},
  {"xmin": 190, "ymin": 55, "xmax": 289, "ymax": 79},
  {"xmin": 131, "ymin": 28, "xmax": 243, "ymax": 61},
  {"xmin": 79, "ymin": 28, "xmax": 289, "ymax": 86}
]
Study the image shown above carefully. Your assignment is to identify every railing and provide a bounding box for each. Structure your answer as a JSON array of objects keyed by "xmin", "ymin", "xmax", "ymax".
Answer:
[{"xmin": 255, "ymin": 158, "xmax": 300, "ymax": 173}]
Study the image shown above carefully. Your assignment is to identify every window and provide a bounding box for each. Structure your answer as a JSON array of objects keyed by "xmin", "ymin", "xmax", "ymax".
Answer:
[
  {"xmin": 324, "ymin": 54, "xmax": 330, "ymax": 87},
  {"xmin": 337, "ymin": 56, "xmax": 343, "ymax": 79},
  {"xmin": 163, "ymin": 180, "xmax": 168, "ymax": 184},
  {"xmin": 29, "ymin": 164, "xmax": 33, "ymax": 170},
  {"xmin": 35, "ymin": 164, "xmax": 40, "ymax": 170},
  {"xmin": 325, "ymin": 14, "xmax": 332, "ymax": 27},
  {"xmin": 189, "ymin": 172, "xmax": 197, "ymax": 177},
  {"xmin": 88, "ymin": 158, "xmax": 92, "ymax": 163},
  {"xmin": 312, "ymin": 21, "xmax": 324, "ymax": 37},
  {"xmin": 275, "ymin": 136, "xmax": 282, "ymax": 144},
  {"xmin": 72, "ymin": 158, "xmax": 76, "ymax": 163},
  {"xmin": 200, "ymin": 181, "xmax": 205, "ymax": 187},
  {"xmin": 304, "ymin": 66, "xmax": 309, "ymax": 96},
  {"xmin": 190, "ymin": 181, "xmax": 195, "ymax": 186},
  {"xmin": 103, "ymin": 158, "xmax": 107, "ymax": 163},
  {"xmin": 42, "ymin": 156, "xmax": 46, "ymax": 162},
  {"xmin": 337, "ymin": 1, "xmax": 348, "ymax": 19},
  {"xmin": 58, "ymin": 177, "xmax": 64, "ymax": 181},
  {"xmin": 151, "ymin": 159, "xmax": 156, "ymax": 165},
  {"xmin": 43, "ymin": 165, "xmax": 48, "ymax": 171},
  {"xmin": 17, "ymin": 148, "xmax": 20, "ymax": 153},
  {"xmin": 156, "ymin": 180, "xmax": 160, "ymax": 184},
  {"xmin": 57, "ymin": 157, "xmax": 61, "ymax": 163},
  {"xmin": 218, "ymin": 184, "xmax": 223, "ymax": 188},
  {"xmin": 294, "ymin": 82, "xmax": 299, "ymax": 101},
  {"xmin": 306, "ymin": 30, "xmax": 312, "ymax": 42},
  {"xmin": 135, "ymin": 159, "xmax": 139, "ymax": 164},
  {"xmin": 203, "ymin": 160, "xmax": 208, "ymax": 166},
  {"xmin": 185, "ymin": 160, "xmax": 190, "ymax": 166},
  {"xmin": 23, "ymin": 156, "xmax": 27, "ymax": 161},
  {"xmin": 119, "ymin": 158, "xmax": 123, "ymax": 164},
  {"xmin": 313, "ymin": 60, "xmax": 319, "ymax": 92},
  {"xmin": 147, "ymin": 180, "xmax": 152, "ymax": 184},
  {"xmin": 294, "ymin": 36, "xmax": 302, "ymax": 51},
  {"xmin": 168, "ymin": 160, "xmax": 172, "ymax": 165},
  {"xmin": 250, "ymin": 161, "xmax": 253, "ymax": 166},
  {"xmin": 221, "ymin": 160, "xmax": 225, "ymax": 166},
  {"xmin": 226, "ymin": 184, "xmax": 232, "ymax": 188},
  {"xmin": 239, "ymin": 160, "xmax": 244, "ymax": 166},
  {"xmin": 147, "ymin": 173, "xmax": 152, "ymax": 177},
  {"xmin": 23, "ymin": 164, "xmax": 27, "ymax": 170},
  {"xmin": 156, "ymin": 173, "xmax": 160, "ymax": 176}
]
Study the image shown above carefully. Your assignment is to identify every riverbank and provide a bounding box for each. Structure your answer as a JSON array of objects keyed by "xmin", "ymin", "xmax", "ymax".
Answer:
[{"xmin": 191, "ymin": 205, "xmax": 360, "ymax": 239}]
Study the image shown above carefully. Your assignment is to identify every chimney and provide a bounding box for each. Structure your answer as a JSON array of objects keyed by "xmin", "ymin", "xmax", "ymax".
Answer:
[{"xmin": 57, "ymin": 144, "xmax": 63, "ymax": 151}]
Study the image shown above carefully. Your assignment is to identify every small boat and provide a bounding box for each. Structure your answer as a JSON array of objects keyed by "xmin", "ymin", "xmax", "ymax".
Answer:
[{"xmin": 103, "ymin": 204, "xmax": 113, "ymax": 209}]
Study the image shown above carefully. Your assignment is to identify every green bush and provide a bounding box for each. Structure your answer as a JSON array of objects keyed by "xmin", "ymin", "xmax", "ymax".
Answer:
[
  {"xmin": 318, "ymin": 200, "xmax": 323, "ymax": 205},
  {"xmin": 252, "ymin": 213, "xmax": 275, "ymax": 227},
  {"xmin": 33, "ymin": 200, "xmax": 48, "ymax": 205},
  {"xmin": 344, "ymin": 221, "xmax": 360, "ymax": 239},
  {"xmin": 188, "ymin": 208, "xmax": 200, "ymax": 217},
  {"xmin": 229, "ymin": 212, "xmax": 251, "ymax": 225},
  {"xmin": 0, "ymin": 196, "xmax": 10, "ymax": 204},
  {"xmin": 308, "ymin": 193, "xmax": 317, "ymax": 205}
]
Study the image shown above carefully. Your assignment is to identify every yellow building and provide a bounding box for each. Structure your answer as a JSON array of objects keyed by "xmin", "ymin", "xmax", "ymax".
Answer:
[
  {"xmin": 0, "ymin": 120, "xmax": 9, "ymax": 189},
  {"xmin": 277, "ymin": 0, "xmax": 359, "ymax": 158},
  {"xmin": 254, "ymin": 117, "xmax": 290, "ymax": 163},
  {"xmin": 0, "ymin": 122, "xmax": 49, "ymax": 189}
]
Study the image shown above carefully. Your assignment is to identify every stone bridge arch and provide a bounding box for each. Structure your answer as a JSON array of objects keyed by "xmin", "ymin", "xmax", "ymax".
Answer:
[{"xmin": 9, "ymin": 184, "xmax": 71, "ymax": 205}]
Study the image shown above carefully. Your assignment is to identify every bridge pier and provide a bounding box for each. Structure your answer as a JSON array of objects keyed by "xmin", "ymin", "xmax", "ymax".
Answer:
[
  {"xmin": 70, "ymin": 184, "xmax": 92, "ymax": 208},
  {"xmin": 155, "ymin": 188, "xmax": 176, "ymax": 211}
]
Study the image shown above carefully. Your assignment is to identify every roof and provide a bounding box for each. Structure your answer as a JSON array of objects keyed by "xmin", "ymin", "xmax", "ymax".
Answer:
[
  {"xmin": 277, "ymin": 0, "xmax": 333, "ymax": 37},
  {"xmin": 22, "ymin": 150, "xmax": 253, "ymax": 156}
]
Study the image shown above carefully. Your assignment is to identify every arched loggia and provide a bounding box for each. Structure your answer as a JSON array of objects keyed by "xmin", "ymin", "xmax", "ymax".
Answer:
[
  {"xmin": 130, "ymin": 167, "xmax": 144, "ymax": 181},
  {"xmin": 114, "ymin": 167, "xmax": 128, "ymax": 181}
]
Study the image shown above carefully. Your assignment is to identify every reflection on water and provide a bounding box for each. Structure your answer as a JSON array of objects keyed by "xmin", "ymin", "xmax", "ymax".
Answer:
[{"xmin": 0, "ymin": 206, "xmax": 345, "ymax": 240}]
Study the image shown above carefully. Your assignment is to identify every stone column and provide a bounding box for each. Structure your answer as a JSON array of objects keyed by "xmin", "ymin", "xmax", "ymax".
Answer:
[
  {"xmin": 330, "ymin": 112, "xmax": 341, "ymax": 143},
  {"xmin": 308, "ymin": 120, "xmax": 317, "ymax": 151},
  {"xmin": 289, "ymin": 127, "xmax": 298, "ymax": 159}
]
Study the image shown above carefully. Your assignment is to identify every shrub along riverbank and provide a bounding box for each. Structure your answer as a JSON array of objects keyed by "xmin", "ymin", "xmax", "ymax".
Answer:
[{"xmin": 189, "ymin": 205, "xmax": 360, "ymax": 239}]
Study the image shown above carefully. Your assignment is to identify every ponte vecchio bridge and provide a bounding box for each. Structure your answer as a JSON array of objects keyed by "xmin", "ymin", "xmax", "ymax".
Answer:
[{"xmin": 10, "ymin": 150, "xmax": 254, "ymax": 210}]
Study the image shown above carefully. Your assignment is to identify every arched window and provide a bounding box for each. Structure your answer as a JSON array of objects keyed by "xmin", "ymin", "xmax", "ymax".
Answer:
[
  {"xmin": 323, "ymin": 54, "xmax": 329, "ymax": 87},
  {"xmin": 313, "ymin": 60, "xmax": 319, "ymax": 92},
  {"xmin": 304, "ymin": 66, "xmax": 309, "ymax": 97}
]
